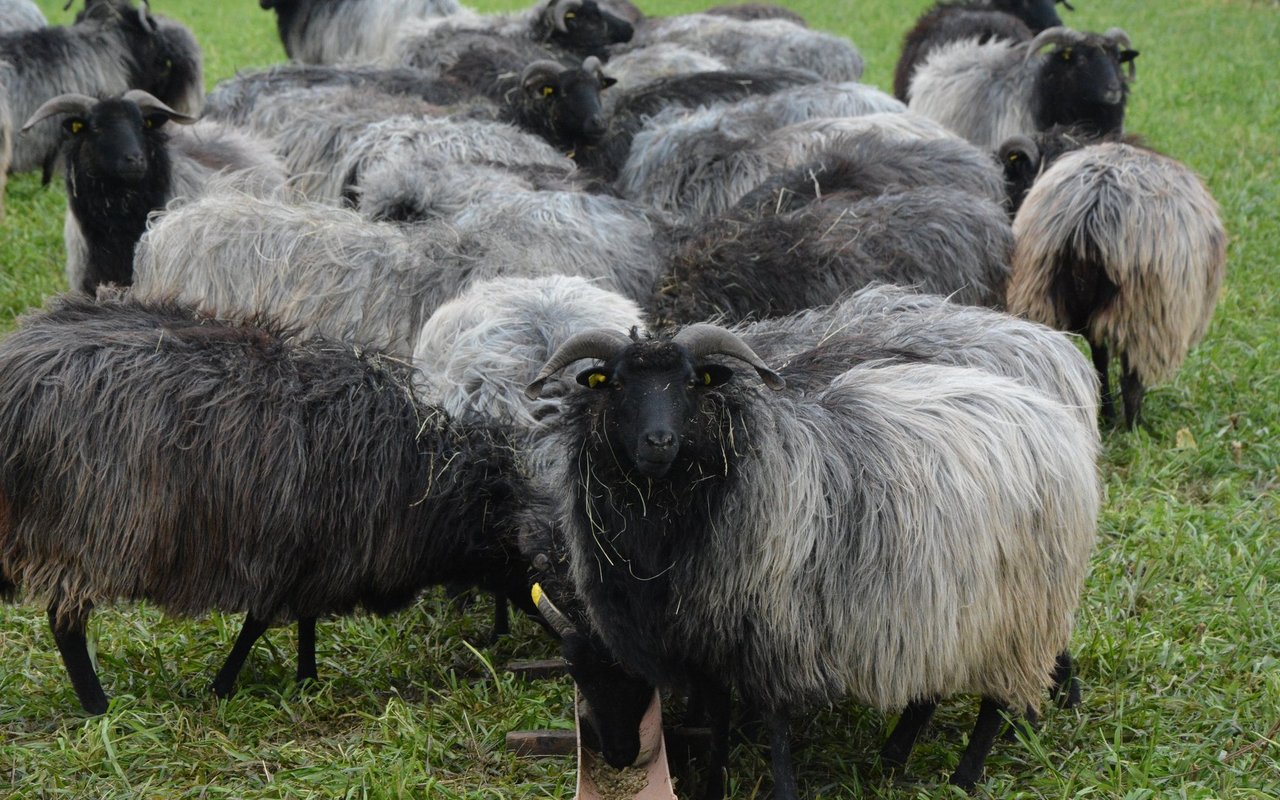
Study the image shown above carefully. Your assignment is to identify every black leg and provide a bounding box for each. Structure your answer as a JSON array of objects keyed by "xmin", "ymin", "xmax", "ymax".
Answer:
[
  {"xmin": 881, "ymin": 698, "xmax": 938, "ymax": 770},
  {"xmin": 296, "ymin": 616, "xmax": 318, "ymax": 686},
  {"xmin": 48, "ymin": 604, "xmax": 108, "ymax": 715},
  {"xmin": 490, "ymin": 590, "xmax": 510, "ymax": 642},
  {"xmin": 1050, "ymin": 650, "xmax": 1082, "ymax": 709},
  {"xmin": 766, "ymin": 710, "xmax": 800, "ymax": 800},
  {"xmin": 211, "ymin": 613, "xmax": 271, "ymax": 699},
  {"xmin": 1120, "ymin": 355, "xmax": 1145, "ymax": 430},
  {"xmin": 949, "ymin": 697, "xmax": 1008, "ymax": 792},
  {"xmin": 1090, "ymin": 340, "xmax": 1116, "ymax": 423},
  {"xmin": 696, "ymin": 678, "xmax": 732, "ymax": 800}
]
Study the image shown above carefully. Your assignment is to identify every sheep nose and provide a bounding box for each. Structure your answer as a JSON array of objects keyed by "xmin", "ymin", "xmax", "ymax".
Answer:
[
  {"xmin": 645, "ymin": 431, "xmax": 674, "ymax": 449},
  {"xmin": 581, "ymin": 116, "xmax": 606, "ymax": 140}
]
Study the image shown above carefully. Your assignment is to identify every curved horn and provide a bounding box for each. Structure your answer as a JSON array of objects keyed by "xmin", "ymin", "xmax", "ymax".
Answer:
[
  {"xmin": 532, "ymin": 583, "xmax": 578, "ymax": 638},
  {"xmin": 1056, "ymin": 0, "xmax": 1076, "ymax": 10},
  {"xmin": 21, "ymin": 93, "xmax": 98, "ymax": 133},
  {"xmin": 521, "ymin": 59, "xmax": 566, "ymax": 89},
  {"xmin": 121, "ymin": 90, "xmax": 198, "ymax": 124},
  {"xmin": 552, "ymin": 0, "xmax": 584, "ymax": 33},
  {"xmin": 525, "ymin": 328, "xmax": 632, "ymax": 399},
  {"xmin": 999, "ymin": 134, "xmax": 1039, "ymax": 169},
  {"xmin": 1024, "ymin": 26, "xmax": 1088, "ymax": 62},
  {"xmin": 1105, "ymin": 27, "xmax": 1138, "ymax": 80},
  {"xmin": 137, "ymin": 0, "xmax": 157, "ymax": 32},
  {"xmin": 582, "ymin": 55, "xmax": 603, "ymax": 74},
  {"xmin": 672, "ymin": 324, "xmax": 785, "ymax": 390}
]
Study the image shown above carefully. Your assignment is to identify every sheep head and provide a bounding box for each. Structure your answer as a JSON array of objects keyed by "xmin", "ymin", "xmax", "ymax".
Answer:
[
  {"xmin": 528, "ymin": 325, "xmax": 783, "ymax": 478},
  {"xmin": 1027, "ymin": 27, "xmax": 1138, "ymax": 138},
  {"xmin": 993, "ymin": 0, "xmax": 1066, "ymax": 33},
  {"xmin": 516, "ymin": 58, "xmax": 614, "ymax": 148},
  {"xmin": 539, "ymin": 0, "xmax": 633, "ymax": 59}
]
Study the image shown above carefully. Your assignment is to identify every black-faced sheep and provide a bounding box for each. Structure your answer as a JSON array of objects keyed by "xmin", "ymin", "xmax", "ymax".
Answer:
[
  {"xmin": 1005, "ymin": 140, "xmax": 1227, "ymax": 427},
  {"xmin": 907, "ymin": 26, "xmax": 1136, "ymax": 150},
  {"xmin": 0, "ymin": 292, "xmax": 533, "ymax": 714},
  {"xmin": 22, "ymin": 91, "xmax": 285, "ymax": 295},
  {"xmin": 259, "ymin": 0, "xmax": 462, "ymax": 65},
  {"xmin": 0, "ymin": 0, "xmax": 45, "ymax": 33},
  {"xmin": 0, "ymin": 0, "xmax": 203, "ymax": 176},
  {"xmin": 893, "ymin": 0, "xmax": 1074, "ymax": 101},
  {"xmin": 525, "ymin": 315, "xmax": 1099, "ymax": 797}
]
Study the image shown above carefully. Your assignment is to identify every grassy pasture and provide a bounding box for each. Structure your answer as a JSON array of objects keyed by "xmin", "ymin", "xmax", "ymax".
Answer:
[{"xmin": 0, "ymin": 0, "xmax": 1277, "ymax": 797}]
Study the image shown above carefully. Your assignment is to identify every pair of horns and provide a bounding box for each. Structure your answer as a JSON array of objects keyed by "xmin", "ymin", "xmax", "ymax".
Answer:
[
  {"xmin": 70, "ymin": 0, "xmax": 154, "ymax": 31},
  {"xmin": 1025, "ymin": 26, "xmax": 1133, "ymax": 60},
  {"xmin": 999, "ymin": 134, "xmax": 1039, "ymax": 167},
  {"xmin": 22, "ymin": 90, "xmax": 196, "ymax": 133},
  {"xmin": 550, "ymin": 0, "xmax": 585, "ymax": 33},
  {"xmin": 524, "ymin": 323, "xmax": 786, "ymax": 399}
]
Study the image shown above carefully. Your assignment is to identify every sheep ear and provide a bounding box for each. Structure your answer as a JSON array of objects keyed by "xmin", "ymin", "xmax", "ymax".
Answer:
[{"xmin": 600, "ymin": 75, "xmax": 618, "ymax": 89}]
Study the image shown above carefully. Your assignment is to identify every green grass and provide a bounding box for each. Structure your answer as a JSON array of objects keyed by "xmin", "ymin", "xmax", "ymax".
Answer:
[{"xmin": 2, "ymin": 0, "xmax": 1278, "ymax": 797}]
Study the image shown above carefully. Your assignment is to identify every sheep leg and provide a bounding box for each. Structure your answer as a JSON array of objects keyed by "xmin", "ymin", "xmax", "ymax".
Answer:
[
  {"xmin": 489, "ymin": 590, "xmax": 511, "ymax": 642},
  {"xmin": 211, "ymin": 613, "xmax": 271, "ymax": 699},
  {"xmin": 1120, "ymin": 356, "xmax": 1145, "ymax": 430},
  {"xmin": 1090, "ymin": 341, "xmax": 1116, "ymax": 423},
  {"xmin": 880, "ymin": 698, "xmax": 938, "ymax": 770},
  {"xmin": 1050, "ymin": 649, "xmax": 1082, "ymax": 708},
  {"xmin": 48, "ymin": 604, "xmax": 109, "ymax": 715},
  {"xmin": 695, "ymin": 678, "xmax": 732, "ymax": 800},
  {"xmin": 765, "ymin": 710, "xmax": 800, "ymax": 800},
  {"xmin": 296, "ymin": 616, "xmax": 318, "ymax": 686},
  {"xmin": 949, "ymin": 697, "xmax": 1008, "ymax": 792}
]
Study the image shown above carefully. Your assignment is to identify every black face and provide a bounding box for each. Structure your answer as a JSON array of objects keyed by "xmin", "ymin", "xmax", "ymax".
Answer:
[
  {"xmin": 64, "ymin": 100, "xmax": 167, "ymax": 182},
  {"xmin": 1035, "ymin": 41, "xmax": 1134, "ymax": 137},
  {"xmin": 577, "ymin": 342, "xmax": 734, "ymax": 478},
  {"xmin": 526, "ymin": 67, "xmax": 613, "ymax": 146},
  {"xmin": 548, "ymin": 0, "xmax": 634, "ymax": 59},
  {"xmin": 999, "ymin": 141, "xmax": 1040, "ymax": 214},
  {"xmin": 144, "ymin": 24, "xmax": 203, "ymax": 115},
  {"xmin": 563, "ymin": 632, "xmax": 654, "ymax": 769}
]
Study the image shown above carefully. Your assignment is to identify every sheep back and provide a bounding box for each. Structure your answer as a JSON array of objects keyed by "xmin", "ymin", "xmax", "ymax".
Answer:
[
  {"xmin": 1008, "ymin": 143, "xmax": 1227, "ymax": 386},
  {"xmin": 907, "ymin": 36, "xmax": 1035, "ymax": 149}
]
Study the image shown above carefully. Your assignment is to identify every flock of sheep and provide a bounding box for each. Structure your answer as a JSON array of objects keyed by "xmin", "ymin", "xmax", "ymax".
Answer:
[{"xmin": 0, "ymin": 0, "xmax": 1229, "ymax": 797}]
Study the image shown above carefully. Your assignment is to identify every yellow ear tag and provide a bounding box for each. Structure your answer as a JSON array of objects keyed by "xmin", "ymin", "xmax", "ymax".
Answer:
[
  {"xmin": 144, "ymin": 118, "xmax": 154, "ymax": 129},
  {"xmin": 531, "ymin": 583, "xmax": 544, "ymax": 607},
  {"xmin": 703, "ymin": 372, "xmax": 713, "ymax": 385},
  {"xmin": 542, "ymin": 86, "xmax": 555, "ymax": 97},
  {"xmin": 564, "ymin": 11, "xmax": 576, "ymax": 19},
  {"xmin": 588, "ymin": 372, "xmax": 607, "ymax": 388},
  {"xmin": 1061, "ymin": 47, "xmax": 1073, "ymax": 60},
  {"xmin": 1008, "ymin": 152, "xmax": 1019, "ymax": 162},
  {"xmin": 70, "ymin": 121, "xmax": 84, "ymax": 134}
]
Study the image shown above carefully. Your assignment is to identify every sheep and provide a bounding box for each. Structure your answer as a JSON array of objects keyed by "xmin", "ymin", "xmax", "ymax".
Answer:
[
  {"xmin": 524, "ymin": 317, "xmax": 1099, "ymax": 797},
  {"xmin": 0, "ymin": 0, "xmax": 203, "ymax": 180},
  {"xmin": 1006, "ymin": 141, "xmax": 1227, "ymax": 428},
  {"xmin": 590, "ymin": 43, "xmax": 728, "ymax": 102},
  {"xmin": 0, "ymin": 291, "xmax": 534, "ymax": 714},
  {"xmin": 703, "ymin": 3, "xmax": 807, "ymax": 26},
  {"xmin": 618, "ymin": 13, "xmax": 863, "ymax": 83},
  {"xmin": 131, "ymin": 180, "xmax": 666, "ymax": 353},
  {"xmin": 618, "ymin": 112, "xmax": 977, "ymax": 219},
  {"xmin": 389, "ymin": 0, "xmax": 634, "ymax": 66},
  {"xmin": 893, "ymin": 0, "xmax": 1073, "ymax": 101},
  {"xmin": 572, "ymin": 66, "xmax": 822, "ymax": 181},
  {"xmin": 202, "ymin": 64, "xmax": 472, "ymax": 127},
  {"xmin": 907, "ymin": 26, "xmax": 1137, "ymax": 150},
  {"xmin": 259, "ymin": 0, "xmax": 462, "ymax": 65},
  {"xmin": 656, "ymin": 183, "xmax": 1013, "ymax": 322},
  {"xmin": 0, "ymin": 0, "xmax": 45, "ymax": 34},
  {"xmin": 21, "ymin": 91, "xmax": 286, "ymax": 295}
]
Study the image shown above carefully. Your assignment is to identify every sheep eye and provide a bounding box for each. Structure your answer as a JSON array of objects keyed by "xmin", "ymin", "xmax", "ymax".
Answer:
[
  {"xmin": 1007, "ymin": 153, "xmax": 1020, "ymax": 162},
  {"xmin": 144, "ymin": 118, "xmax": 154, "ymax": 129},
  {"xmin": 1060, "ymin": 47, "xmax": 1073, "ymax": 61},
  {"xmin": 587, "ymin": 372, "xmax": 608, "ymax": 388},
  {"xmin": 541, "ymin": 86, "xmax": 555, "ymax": 97}
]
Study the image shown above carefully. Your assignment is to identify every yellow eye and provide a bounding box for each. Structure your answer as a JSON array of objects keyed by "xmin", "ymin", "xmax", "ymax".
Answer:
[
  {"xmin": 1061, "ymin": 47, "xmax": 1073, "ymax": 61},
  {"xmin": 70, "ymin": 121, "xmax": 84, "ymax": 134},
  {"xmin": 541, "ymin": 85, "xmax": 555, "ymax": 97},
  {"xmin": 587, "ymin": 372, "xmax": 607, "ymax": 388},
  {"xmin": 144, "ymin": 118, "xmax": 154, "ymax": 129}
]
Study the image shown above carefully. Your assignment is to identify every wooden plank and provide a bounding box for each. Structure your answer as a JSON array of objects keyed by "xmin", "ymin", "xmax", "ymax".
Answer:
[
  {"xmin": 506, "ymin": 729, "xmax": 576, "ymax": 757},
  {"xmin": 504, "ymin": 658, "xmax": 568, "ymax": 680}
]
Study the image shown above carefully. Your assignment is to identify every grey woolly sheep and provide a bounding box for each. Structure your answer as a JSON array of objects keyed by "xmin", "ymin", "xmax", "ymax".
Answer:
[
  {"xmin": 259, "ymin": 0, "xmax": 463, "ymax": 65},
  {"xmin": 525, "ymin": 314, "xmax": 1099, "ymax": 797},
  {"xmin": 132, "ymin": 180, "xmax": 665, "ymax": 353},
  {"xmin": 592, "ymin": 43, "xmax": 727, "ymax": 104},
  {"xmin": 893, "ymin": 0, "xmax": 1074, "ymax": 101},
  {"xmin": 1006, "ymin": 141, "xmax": 1227, "ymax": 428},
  {"xmin": 0, "ymin": 0, "xmax": 45, "ymax": 33},
  {"xmin": 907, "ymin": 25, "xmax": 1137, "ymax": 150},
  {"xmin": 656, "ymin": 183, "xmax": 1013, "ymax": 322},
  {"xmin": 1, "ymin": 0, "xmax": 203, "ymax": 179},
  {"xmin": 620, "ymin": 13, "xmax": 862, "ymax": 82},
  {"xmin": 618, "ymin": 112, "xmax": 974, "ymax": 219},
  {"xmin": 21, "ymin": 91, "xmax": 285, "ymax": 294},
  {"xmin": 0, "ymin": 291, "xmax": 532, "ymax": 714}
]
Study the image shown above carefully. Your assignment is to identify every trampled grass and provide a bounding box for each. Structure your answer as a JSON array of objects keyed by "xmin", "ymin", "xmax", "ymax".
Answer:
[{"xmin": 0, "ymin": 0, "xmax": 1277, "ymax": 797}]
